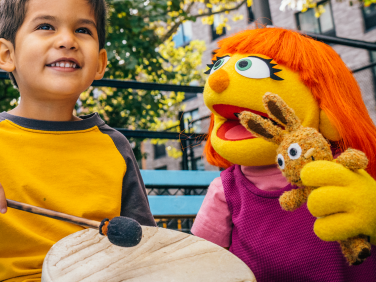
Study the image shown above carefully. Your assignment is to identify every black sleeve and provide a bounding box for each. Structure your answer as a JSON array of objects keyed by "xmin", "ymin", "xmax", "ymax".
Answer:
[{"xmin": 98, "ymin": 124, "xmax": 156, "ymax": 226}]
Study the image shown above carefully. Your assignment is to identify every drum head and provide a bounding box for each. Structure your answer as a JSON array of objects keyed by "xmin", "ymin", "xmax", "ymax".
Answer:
[{"xmin": 42, "ymin": 226, "xmax": 256, "ymax": 282}]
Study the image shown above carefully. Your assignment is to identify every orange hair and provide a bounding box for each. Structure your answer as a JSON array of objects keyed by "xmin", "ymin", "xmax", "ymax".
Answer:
[{"xmin": 204, "ymin": 27, "xmax": 376, "ymax": 178}]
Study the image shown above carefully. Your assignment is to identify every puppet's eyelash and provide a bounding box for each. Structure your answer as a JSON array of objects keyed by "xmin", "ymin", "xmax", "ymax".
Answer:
[
  {"xmin": 204, "ymin": 56, "xmax": 230, "ymax": 74},
  {"xmin": 249, "ymin": 56, "xmax": 284, "ymax": 81}
]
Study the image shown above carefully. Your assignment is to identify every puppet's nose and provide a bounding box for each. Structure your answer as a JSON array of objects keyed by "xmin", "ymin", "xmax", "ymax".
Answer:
[{"xmin": 209, "ymin": 69, "xmax": 229, "ymax": 93}]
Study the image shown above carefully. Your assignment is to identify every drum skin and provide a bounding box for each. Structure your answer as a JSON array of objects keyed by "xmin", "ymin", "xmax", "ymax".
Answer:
[{"xmin": 42, "ymin": 226, "xmax": 256, "ymax": 282}]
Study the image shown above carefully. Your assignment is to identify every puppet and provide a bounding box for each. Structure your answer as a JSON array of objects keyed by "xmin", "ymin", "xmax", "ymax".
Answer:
[
  {"xmin": 191, "ymin": 27, "xmax": 376, "ymax": 281},
  {"xmin": 238, "ymin": 92, "xmax": 371, "ymax": 265}
]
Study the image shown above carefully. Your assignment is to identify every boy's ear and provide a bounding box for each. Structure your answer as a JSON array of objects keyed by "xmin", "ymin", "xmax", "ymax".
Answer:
[
  {"xmin": 94, "ymin": 48, "xmax": 107, "ymax": 80},
  {"xmin": 0, "ymin": 39, "xmax": 15, "ymax": 72}
]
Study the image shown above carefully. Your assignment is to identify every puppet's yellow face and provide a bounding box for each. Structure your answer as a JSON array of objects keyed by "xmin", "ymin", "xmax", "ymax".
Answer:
[{"xmin": 204, "ymin": 53, "xmax": 321, "ymax": 166}]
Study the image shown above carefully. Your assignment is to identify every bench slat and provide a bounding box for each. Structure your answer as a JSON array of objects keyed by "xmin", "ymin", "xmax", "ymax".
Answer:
[
  {"xmin": 148, "ymin": 195, "xmax": 205, "ymax": 218},
  {"xmin": 140, "ymin": 170, "xmax": 220, "ymax": 188}
]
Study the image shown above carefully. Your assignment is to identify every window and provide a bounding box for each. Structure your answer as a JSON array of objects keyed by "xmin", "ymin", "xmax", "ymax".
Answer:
[
  {"xmin": 296, "ymin": 1, "xmax": 335, "ymax": 36},
  {"xmin": 182, "ymin": 157, "xmax": 205, "ymax": 171},
  {"xmin": 155, "ymin": 165, "xmax": 167, "ymax": 170},
  {"xmin": 183, "ymin": 108, "xmax": 201, "ymax": 133},
  {"xmin": 248, "ymin": 5, "xmax": 255, "ymax": 23},
  {"xmin": 211, "ymin": 12, "xmax": 226, "ymax": 41},
  {"xmin": 363, "ymin": 3, "xmax": 376, "ymax": 31},
  {"xmin": 192, "ymin": 157, "xmax": 205, "ymax": 171},
  {"xmin": 153, "ymin": 144, "xmax": 166, "ymax": 159},
  {"xmin": 183, "ymin": 93, "xmax": 197, "ymax": 101},
  {"xmin": 173, "ymin": 21, "xmax": 192, "ymax": 47}
]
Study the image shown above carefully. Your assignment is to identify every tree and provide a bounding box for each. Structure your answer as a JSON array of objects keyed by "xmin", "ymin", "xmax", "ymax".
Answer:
[
  {"xmin": 0, "ymin": 79, "xmax": 19, "ymax": 112},
  {"xmin": 0, "ymin": 0, "xmax": 253, "ymax": 161}
]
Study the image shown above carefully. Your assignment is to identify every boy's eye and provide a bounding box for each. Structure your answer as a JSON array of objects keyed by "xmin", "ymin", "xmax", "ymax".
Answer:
[
  {"xmin": 76, "ymin": 28, "xmax": 92, "ymax": 35},
  {"xmin": 37, "ymin": 24, "xmax": 54, "ymax": 31}
]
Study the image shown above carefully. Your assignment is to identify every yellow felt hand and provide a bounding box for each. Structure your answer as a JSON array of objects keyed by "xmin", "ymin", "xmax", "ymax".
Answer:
[{"xmin": 301, "ymin": 161, "xmax": 376, "ymax": 245}]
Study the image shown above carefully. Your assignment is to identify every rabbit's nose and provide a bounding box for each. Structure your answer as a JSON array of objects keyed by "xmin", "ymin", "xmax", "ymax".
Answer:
[{"xmin": 208, "ymin": 69, "xmax": 230, "ymax": 93}]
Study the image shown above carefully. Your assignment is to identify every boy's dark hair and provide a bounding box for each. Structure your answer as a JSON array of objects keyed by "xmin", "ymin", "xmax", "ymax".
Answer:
[{"xmin": 0, "ymin": 0, "xmax": 108, "ymax": 88}]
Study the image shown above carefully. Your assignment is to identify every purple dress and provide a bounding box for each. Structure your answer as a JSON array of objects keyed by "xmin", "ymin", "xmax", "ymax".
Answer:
[{"xmin": 222, "ymin": 164, "xmax": 376, "ymax": 282}]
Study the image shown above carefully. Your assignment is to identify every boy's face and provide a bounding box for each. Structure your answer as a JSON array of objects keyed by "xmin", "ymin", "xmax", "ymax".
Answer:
[{"xmin": 10, "ymin": 0, "xmax": 107, "ymax": 100}]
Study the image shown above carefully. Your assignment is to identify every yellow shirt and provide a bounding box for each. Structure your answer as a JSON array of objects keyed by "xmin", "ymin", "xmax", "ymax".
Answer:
[{"xmin": 0, "ymin": 112, "xmax": 155, "ymax": 281}]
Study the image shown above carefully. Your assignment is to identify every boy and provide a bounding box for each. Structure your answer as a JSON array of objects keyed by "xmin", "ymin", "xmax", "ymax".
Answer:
[{"xmin": 0, "ymin": 0, "xmax": 156, "ymax": 280}]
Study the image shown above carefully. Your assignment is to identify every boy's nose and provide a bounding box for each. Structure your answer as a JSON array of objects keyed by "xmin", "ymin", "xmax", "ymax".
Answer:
[
  {"xmin": 208, "ymin": 69, "xmax": 230, "ymax": 93},
  {"xmin": 54, "ymin": 31, "xmax": 78, "ymax": 50}
]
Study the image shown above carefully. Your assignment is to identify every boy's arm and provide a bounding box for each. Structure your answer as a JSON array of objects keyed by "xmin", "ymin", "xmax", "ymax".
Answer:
[
  {"xmin": 98, "ymin": 124, "xmax": 156, "ymax": 227},
  {"xmin": 119, "ymin": 141, "xmax": 156, "ymax": 227},
  {"xmin": 0, "ymin": 183, "xmax": 6, "ymax": 214}
]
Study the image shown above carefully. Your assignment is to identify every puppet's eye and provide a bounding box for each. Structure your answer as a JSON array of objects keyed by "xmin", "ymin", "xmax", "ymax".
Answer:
[
  {"xmin": 288, "ymin": 143, "xmax": 302, "ymax": 160},
  {"xmin": 208, "ymin": 56, "xmax": 231, "ymax": 75},
  {"xmin": 235, "ymin": 57, "xmax": 271, "ymax": 79},
  {"xmin": 277, "ymin": 154, "xmax": 285, "ymax": 169}
]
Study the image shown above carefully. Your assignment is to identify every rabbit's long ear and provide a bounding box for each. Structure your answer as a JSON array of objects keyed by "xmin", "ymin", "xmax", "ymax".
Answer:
[
  {"xmin": 239, "ymin": 111, "xmax": 285, "ymax": 145},
  {"xmin": 263, "ymin": 92, "xmax": 301, "ymax": 132}
]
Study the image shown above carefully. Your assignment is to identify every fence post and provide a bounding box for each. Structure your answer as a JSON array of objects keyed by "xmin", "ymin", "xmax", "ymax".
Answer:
[
  {"xmin": 179, "ymin": 111, "xmax": 189, "ymax": 170},
  {"xmin": 188, "ymin": 119, "xmax": 196, "ymax": 171}
]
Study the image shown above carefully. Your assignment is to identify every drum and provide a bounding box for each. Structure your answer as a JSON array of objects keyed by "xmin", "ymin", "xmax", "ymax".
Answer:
[{"xmin": 42, "ymin": 226, "xmax": 256, "ymax": 282}]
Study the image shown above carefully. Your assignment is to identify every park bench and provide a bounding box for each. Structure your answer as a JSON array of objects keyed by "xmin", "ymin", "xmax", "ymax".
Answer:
[{"xmin": 140, "ymin": 170, "xmax": 220, "ymax": 231}]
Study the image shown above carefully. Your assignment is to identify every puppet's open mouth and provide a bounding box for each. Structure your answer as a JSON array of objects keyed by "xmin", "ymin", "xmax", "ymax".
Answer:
[{"xmin": 214, "ymin": 104, "xmax": 273, "ymax": 141}]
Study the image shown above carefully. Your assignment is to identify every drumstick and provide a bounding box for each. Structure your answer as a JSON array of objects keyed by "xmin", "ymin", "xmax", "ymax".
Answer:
[{"xmin": 6, "ymin": 199, "xmax": 142, "ymax": 247}]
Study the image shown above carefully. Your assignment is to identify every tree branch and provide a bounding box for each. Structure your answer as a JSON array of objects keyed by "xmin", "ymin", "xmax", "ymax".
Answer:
[
  {"xmin": 191, "ymin": 0, "xmax": 247, "ymax": 18},
  {"xmin": 160, "ymin": 0, "xmax": 247, "ymax": 43},
  {"xmin": 160, "ymin": 1, "xmax": 195, "ymax": 42}
]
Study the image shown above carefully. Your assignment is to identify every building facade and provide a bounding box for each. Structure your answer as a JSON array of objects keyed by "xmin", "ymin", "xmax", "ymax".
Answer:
[{"xmin": 143, "ymin": 0, "xmax": 376, "ymax": 171}]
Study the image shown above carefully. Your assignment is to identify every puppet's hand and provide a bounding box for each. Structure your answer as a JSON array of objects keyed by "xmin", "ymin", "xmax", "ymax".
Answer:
[{"xmin": 301, "ymin": 161, "xmax": 376, "ymax": 245}]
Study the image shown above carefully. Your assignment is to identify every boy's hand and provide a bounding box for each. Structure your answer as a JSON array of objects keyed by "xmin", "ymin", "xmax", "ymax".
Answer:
[
  {"xmin": 0, "ymin": 183, "xmax": 7, "ymax": 214},
  {"xmin": 301, "ymin": 161, "xmax": 376, "ymax": 245}
]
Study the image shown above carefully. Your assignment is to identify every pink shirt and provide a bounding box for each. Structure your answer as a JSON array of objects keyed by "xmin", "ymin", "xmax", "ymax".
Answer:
[{"xmin": 191, "ymin": 165, "xmax": 289, "ymax": 247}]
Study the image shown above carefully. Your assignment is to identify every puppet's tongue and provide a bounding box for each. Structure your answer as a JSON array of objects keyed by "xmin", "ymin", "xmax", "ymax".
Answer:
[
  {"xmin": 217, "ymin": 120, "xmax": 255, "ymax": 141},
  {"xmin": 225, "ymin": 124, "xmax": 255, "ymax": 140}
]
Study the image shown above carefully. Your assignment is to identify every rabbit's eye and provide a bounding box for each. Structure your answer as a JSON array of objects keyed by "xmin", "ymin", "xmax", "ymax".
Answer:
[
  {"xmin": 288, "ymin": 143, "xmax": 302, "ymax": 160},
  {"xmin": 277, "ymin": 154, "xmax": 285, "ymax": 169}
]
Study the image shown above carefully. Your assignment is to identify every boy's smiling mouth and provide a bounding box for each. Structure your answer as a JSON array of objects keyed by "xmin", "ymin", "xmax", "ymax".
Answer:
[{"xmin": 46, "ymin": 57, "xmax": 81, "ymax": 70}]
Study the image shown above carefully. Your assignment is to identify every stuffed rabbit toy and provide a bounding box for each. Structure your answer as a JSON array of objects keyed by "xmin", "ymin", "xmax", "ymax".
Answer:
[{"xmin": 238, "ymin": 92, "xmax": 371, "ymax": 266}]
